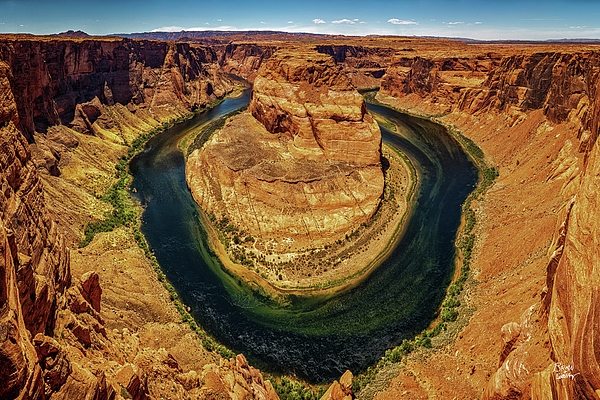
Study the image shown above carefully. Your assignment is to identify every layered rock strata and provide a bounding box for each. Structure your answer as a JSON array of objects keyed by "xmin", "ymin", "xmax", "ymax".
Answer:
[
  {"xmin": 1, "ymin": 61, "xmax": 70, "ymax": 399},
  {"xmin": 187, "ymin": 50, "xmax": 383, "ymax": 254},
  {"xmin": 377, "ymin": 49, "xmax": 600, "ymax": 399},
  {"xmin": 0, "ymin": 38, "xmax": 233, "ymax": 142},
  {"xmin": 0, "ymin": 36, "xmax": 281, "ymax": 399}
]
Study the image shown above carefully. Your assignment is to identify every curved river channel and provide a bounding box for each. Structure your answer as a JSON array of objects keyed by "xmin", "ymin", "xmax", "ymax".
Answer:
[{"xmin": 129, "ymin": 91, "xmax": 478, "ymax": 383}]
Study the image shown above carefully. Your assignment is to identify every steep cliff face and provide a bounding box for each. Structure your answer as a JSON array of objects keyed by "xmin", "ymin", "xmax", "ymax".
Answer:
[
  {"xmin": 217, "ymin": 42, "xmax": 278, "ymax": 81},
  {"xmin": 379, "ymin": 53, "xmax": 502, "ymax": 112},
  {"xmin": 461, "ymin": 56, "xmax": 600, "ymax": 399},
  {"xmin": 250, "ymin": 50, "xmax": 381, "ymax": 164},
  {"xmin": 0, "ymin": 37, "xmax": 282, "ymax": 400},
  {"xmin": 0, "ymin": 38, "xmax": 232, "ymax": 142},
  {"xmin": 215, "ymin": 42, "xmax": 396, "ymax": 88},
  {"xmin": 546, "ymin": 134, "xmax": 600, "ymax": 399},
  {"xmin": 188, "ymin": 49, "xmax": 383, "ymax": 256},
  {"xmin": 0, "ymin": 59, "xmax": 70, "ymax": 399},
  {"xmin": 379, "ymin": 49, "xmax": 600, "ymax": 399},
  {"xmin": 460, "ymin": 52, "xmax": 600, "ymax": 156},
  {"xmin": 315, "ymin": 44, "xmax": 395, "ymax": 88}
]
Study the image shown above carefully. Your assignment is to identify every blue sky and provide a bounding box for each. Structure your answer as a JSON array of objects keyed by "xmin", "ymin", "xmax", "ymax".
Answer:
[{"xmin": 1, "ymin": 0, "xmax": 600, "ymax": 40}]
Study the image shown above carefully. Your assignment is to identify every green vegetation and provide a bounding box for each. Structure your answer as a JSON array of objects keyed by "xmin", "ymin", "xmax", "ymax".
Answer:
[
  {"xmin": 372, "ymin": 113, "xmax": 397, "ymax": 132},
  {"xmin": 120, "ymin": 387, "xmax": 133, "ymax": 399},
  {"xmin": 271, "ymin": 376, "xmax": 327, "ymax": 400},
  {"xmin": 80, "ymin": 116, "xmax": 190, "ymax": 248},
  {"xmin": 80, "ymin": 92, "xmax": 238, "ymax": 247}
]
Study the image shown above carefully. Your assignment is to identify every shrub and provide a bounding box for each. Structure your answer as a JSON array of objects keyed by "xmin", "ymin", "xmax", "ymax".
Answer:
[{"xmin": 441, "ymin": 308, "xmax": 459, "ymax": 322}]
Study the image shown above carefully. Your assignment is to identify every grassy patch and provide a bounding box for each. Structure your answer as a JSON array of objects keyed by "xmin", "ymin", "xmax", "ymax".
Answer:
[
  {"xmin": 79, "ymin": 115, "xmax": 191, "ymax": 248},
  {"xmin": 372, "ymin": 113, "xmax": 397, "ymax": 133}
]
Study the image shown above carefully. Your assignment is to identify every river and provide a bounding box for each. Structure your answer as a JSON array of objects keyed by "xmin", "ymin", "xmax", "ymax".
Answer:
[{"xmin": 129, "ymin": 91, "xmax": 478, "ymax": 383}]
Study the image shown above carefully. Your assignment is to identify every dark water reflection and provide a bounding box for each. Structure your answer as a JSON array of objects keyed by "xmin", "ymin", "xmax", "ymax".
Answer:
[{"xmin": 129, "ymin": 92, "xmax": 478, "ymax": 383}]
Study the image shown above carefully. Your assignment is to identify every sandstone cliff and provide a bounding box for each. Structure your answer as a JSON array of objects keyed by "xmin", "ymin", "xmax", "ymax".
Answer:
[
  {"xmin": 0, "ymin": 38, "xmax": 232, "ymax": 141},
  {"xmin": 5, "ymin": 32, "xmax": 600, "ymax": 400},
  {"xmin": 1, "ymin": 61, "xmax": 70, "ymax": 398},
  {"xmin": 0, "ymin": 36, "xmax": 282, "ymax": 399},
  {"xmin": 378, "ymin": 48, "xmax": 600, "ymax": 399},
  {"xmin": 213, "ymin": 41, "xmax": 396, "ymax": 89},
  {"xmin": 217, "ymin": 42, "xmax": 278, "ymax": 82},
  {"xmin": 187, "ymin": 50, "xmax": 383, "ymax": 262}
]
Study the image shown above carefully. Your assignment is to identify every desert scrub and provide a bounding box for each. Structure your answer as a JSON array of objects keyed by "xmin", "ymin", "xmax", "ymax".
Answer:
[
  {"xmin": 270, "ymin": 376, "xmax": 326, "ymax": 400},
  {"xmin": 79, "ymin": 116, "xmax": 190, "ymax": 247}
]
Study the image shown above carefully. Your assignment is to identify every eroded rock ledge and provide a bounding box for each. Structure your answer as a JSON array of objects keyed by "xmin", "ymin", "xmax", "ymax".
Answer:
[{"xmin": 187, "ymin": 50, "xmax": 387, "ymax": 287}]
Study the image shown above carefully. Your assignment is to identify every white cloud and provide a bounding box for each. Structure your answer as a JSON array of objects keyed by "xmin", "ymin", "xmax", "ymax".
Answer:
[
  {"xmin": 287, "ymin": 21, "xmax": 294, "ymax": 24},
  {"xmin": 332, "ymin": 18, "xmax": 356, "ymax": 24},
  {"xmin": 447, "ymin": 21, "xmax": 465, "ymax": 25},
  {"xmin": 152, "ymin": 25, "xmax": 236, "ymax": 32},
  {"xmin": 312, "ymin": 18, "xmax": 326, "ymax": 24},
  {"xmin": 261, "ymin": 21, "xmax": 267, "ymax": 25},
  {"xmin": 217, "ymin": 19, "xmax": 222, "ymax": 22},
  {"xmin": 151, "ymin": 26, "xmax": 185, "ymax": 32},
  {"xmin": 388, "ymin": 19, "xmax": 418, "ymax": 25},
  {"xmin": 475, "ymin": 21, "xmax": 482, "ymax": 25},
  {"xmin": 570, "ymin": 25, "xmax": 587, "ymax": 29}
]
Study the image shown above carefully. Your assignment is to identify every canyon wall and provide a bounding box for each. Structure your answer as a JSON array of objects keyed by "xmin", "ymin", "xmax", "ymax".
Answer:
[
  {"xmin": 214, "ymin": 41, "xmax": 396, "ymax": 88},
  {"xmin": 0, "ymin": 38, "xmax": 232, "ymax": 142},
  {"xmin": 4, "ymin": 32, "xmax": 600, "ymax": 399},
  {"xmin": 379, "ymin": 50, "xmax": 600, "ymax": 399},
  {"xmin": 1, "ymin": 59, "xmax": 70, "ymax": 398},
  {"xmin": 0, "ymin": 37, "xmax": 285, "ymax": 399}
]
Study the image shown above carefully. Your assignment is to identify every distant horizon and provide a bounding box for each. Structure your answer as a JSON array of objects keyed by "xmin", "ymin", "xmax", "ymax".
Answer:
[
  {"xmin": 2, "ymin": 0, "xmax": 600, "ymax": 41},
  {"xmin": 7, "ymin": 29, "xmax": 600, "ymax": 45}
]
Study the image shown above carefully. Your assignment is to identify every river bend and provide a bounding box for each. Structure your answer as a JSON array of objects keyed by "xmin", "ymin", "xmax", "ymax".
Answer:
[{"xmin": 129, "ymin": 92, "xmax": 478, "ymax": 382}]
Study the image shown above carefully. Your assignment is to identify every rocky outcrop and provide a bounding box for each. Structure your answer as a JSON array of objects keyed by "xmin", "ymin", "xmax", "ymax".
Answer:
[
  {"xmin": 315, "ymin": 45, "xmax": 395, "ymax": 88},
  {"xmin": 250, "ymin": 50, "xmax": 381, "ymax": 164},
  {"xmin": 187, "ymin": 50, "xmax": 383, "ymax": 252},
  {"xmin": 378, "ymin": 48, "xmax": 600, "ymax": 399},
  {"xmin": 199, "ymin": 354, "xmax": 279, "ymax": 400},
  {"xmin": 0, "ymin": 58, "xmax": 70, "ymax": 398},
  {"xmin": 0, "ymin": 36, "xmax": 265, "ymax": 400},
  {"xmin": 458, "ymin": 52, "xmax": 600, "ymax": 157},
  {"xmin": 380, "ymin": 54, "xmax": 502, "ymax": 104},
  {"xmin": 217, "ymin": 43, "xmax": 278, "ymax": 82},
  {"xmin": 491, "ymin": 55, "xmax": 600, "ymax": 399},
  {"xmin": 456, "ymin": 53, "xmax": 600, "ymax": 398},
  {"xmin": 215, "ymin": 42, "xmax": 395, "ymax": 88},
  {"xmin": 320, "ymin": 370, "xmax": 354, "ymax": 400},
  {"xmin": 543, "ymin": 123, "xmax": 600, "ymax": 399}
]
